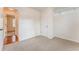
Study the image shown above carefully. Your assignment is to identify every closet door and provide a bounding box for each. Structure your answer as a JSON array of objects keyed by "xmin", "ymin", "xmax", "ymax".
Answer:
[
  {"xmin": 41, "ymin": 12, "xmax": 48, "ymax": 37},
  {"xmin": 19, "ymin": 18, "xmax": 35, "ymax": 41}
]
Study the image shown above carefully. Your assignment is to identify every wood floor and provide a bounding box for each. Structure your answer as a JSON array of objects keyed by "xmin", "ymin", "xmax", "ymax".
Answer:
[
  {"xmin": 4, "ymin": 35, "xmax": 19, "ymax": 45},
  {"xmin": 3, "ymin": 36, "xmax": 79, "ymax": 51}
]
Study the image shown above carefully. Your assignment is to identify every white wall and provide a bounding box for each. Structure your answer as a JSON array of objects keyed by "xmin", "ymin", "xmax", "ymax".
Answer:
[
  {"xmin": 18, "ymin": 7, "xmax": 79, "ymax": 43},
  {"xmin": 54, "ymin": 9, "xmax": 79, "ymax": 42},
  {"xmin": 18, "ymin": 8, "xmax": 40, "ymax": 41},
  {"xmin": 40, "ymin": 8, "xmax": 54, "ymax": 39}
]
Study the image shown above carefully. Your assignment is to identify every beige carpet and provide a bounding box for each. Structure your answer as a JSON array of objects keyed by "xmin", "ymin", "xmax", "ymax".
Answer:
[{"xmin": 3, "ymin": 36, "xmax": 79, "ymax": 51}]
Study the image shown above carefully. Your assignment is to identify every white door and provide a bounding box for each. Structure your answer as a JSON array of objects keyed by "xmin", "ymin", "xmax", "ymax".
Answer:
[{"xmin": 0, "ymin": 13, "xmax": 4, "ymax": 50}]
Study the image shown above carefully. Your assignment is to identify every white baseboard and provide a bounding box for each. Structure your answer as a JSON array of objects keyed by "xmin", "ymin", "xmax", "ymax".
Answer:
[
  {"xmin": 55, "ymin": 35, "xmax": 79, "ymax": 43},
  {"xmin": 40, "ymin": 34, "xmax": 54, "ymax": 39},
  {"xmin": 19, "ymin": 34, "xmax": 41, "ymax": 41}
]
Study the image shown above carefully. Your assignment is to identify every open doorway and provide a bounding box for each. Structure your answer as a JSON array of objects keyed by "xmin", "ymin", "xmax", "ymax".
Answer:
[{"xmin": 3, "ymin": 7, "xmax": 19, "ymax": 45}]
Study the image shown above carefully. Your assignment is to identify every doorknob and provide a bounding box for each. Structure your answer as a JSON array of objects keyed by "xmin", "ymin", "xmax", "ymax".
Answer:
[{"xmin": 0, "ymin": 29, "xmax": 3, "ymax": 31}]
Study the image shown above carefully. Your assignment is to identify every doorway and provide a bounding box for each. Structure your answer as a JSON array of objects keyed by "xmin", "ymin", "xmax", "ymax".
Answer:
[{"xmin": 3, "ymin": 8, "xmax": 19, "ymax": 45}]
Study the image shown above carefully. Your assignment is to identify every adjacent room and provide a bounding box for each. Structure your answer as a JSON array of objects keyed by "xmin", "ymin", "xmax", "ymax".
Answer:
[{"xmin": 0, "ymin": 7, "xmax": 79, "ymax": 51}]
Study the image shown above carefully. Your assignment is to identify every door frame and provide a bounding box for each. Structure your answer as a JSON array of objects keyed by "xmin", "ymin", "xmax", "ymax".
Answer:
[{"xmin": 3, "ymin": 7, "xmax": 20, "ymax": 44}]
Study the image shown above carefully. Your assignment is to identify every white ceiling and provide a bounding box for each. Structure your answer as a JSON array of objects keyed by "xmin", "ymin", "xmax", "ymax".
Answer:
[
  {"xmin": 54, "ymin": 7, "xmax": 79, "ymax": 13},
  {"xmin": 32, "ymin": 7, "xmax": 79, "ymax": 13},
  {"xmin": 31, "ymin": 7, "xmax": 48, "ymax": 11},
  {"xmin": 10, "ymin": 7, "xmax": 79, "ymax": 13}
]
